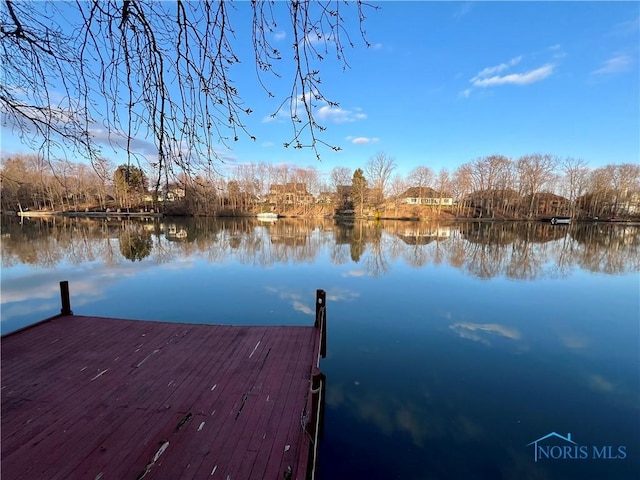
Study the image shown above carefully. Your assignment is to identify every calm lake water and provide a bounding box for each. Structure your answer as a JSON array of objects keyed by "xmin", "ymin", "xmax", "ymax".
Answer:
[{"xmin": 1, "ymin": 216, "xmax": 639, "ymax": 480}]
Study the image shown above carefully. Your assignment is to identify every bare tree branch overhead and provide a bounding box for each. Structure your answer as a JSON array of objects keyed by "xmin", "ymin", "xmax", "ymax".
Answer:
[{"xmin": 1, "ymin": 0, "xmax": 376, "ymax": 184}]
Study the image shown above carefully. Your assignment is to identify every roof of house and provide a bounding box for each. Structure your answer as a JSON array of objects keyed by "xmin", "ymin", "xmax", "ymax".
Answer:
[
  {"xmin": 269, "ymin": 183, "xmax": 310, "ymax": 193},
  {"xmin": 400, "ymin": 187, "xmax": 448, "ymax": 198}
]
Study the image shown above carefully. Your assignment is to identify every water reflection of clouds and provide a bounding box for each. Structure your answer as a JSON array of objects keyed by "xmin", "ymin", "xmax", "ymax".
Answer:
[
  {"xmin": 341, "ymin": 269, "xmax": 365, "ymax": 278},
  {"xmin": 265, "ymin": 286, "xmax": 360, "ymax": 316},
  {"xmin": 0, "ymin": 262, "xmax": 148, "ymax": 323},
  {"xmin": 265, "ymin": 287, "xmax": 314, "ymax": 316},
  {"xmin": 588, "ymin": 373, "xmax": 614, "ymax": 392},
  {"xmin": 327, "ymin": 383, "xmax": 485, "ymax": 448},
  {"xmin": 449, "ymin": 322, "xmax": 521, "ymax": 345},
  {"xmin": 558, "ymin": 332, "xmax": 590, "ymax": 350}
]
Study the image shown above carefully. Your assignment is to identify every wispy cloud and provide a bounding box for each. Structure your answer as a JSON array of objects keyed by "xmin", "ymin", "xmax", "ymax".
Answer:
[
  {"xmin": 462, "ymin": 56, "xmax": 554, "ymax": 98},
  {"xmin": 612, "ymin": 15, "xmax": 639, "ymax": 36},
  {"xmin": 346, "ymin": 136, "xmax": 379, "ymax": 145},
  {"xmin": 471, "ymin": 56, "xmax": 522, "ymax": 81},
  {"xmin": 90, "ymin": 127, "xmax": 157, "ymax": 155},
  {"xmin": 549, "ymin": 44, "xmax": 567, "ymax": 59},
  {"xmin": 592, "ymin": 54, "xmax": 633, "ymax": 75},
  {"xmin": 453, "ymin": 2, "xmax": 473, "ymax": 20},
  {"xmin": 472, "ymin": 64, "xmax": 554, "ymax": 87},
  {"xmin": 264, "ymin": 100, "xmax": 367, "ymax": 125},
  {"xmin": 274, "ymin": 31, "xmax": 286, "ymax": 41},
  {"xmin": 317, "ymin": 105, "xmax": 367, "ymax": 123}
]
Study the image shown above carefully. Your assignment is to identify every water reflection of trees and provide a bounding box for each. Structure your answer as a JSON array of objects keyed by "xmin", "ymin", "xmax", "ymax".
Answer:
[{"xmin": 1, "ymin": 217, "xmax": 638, "ymax": 279}]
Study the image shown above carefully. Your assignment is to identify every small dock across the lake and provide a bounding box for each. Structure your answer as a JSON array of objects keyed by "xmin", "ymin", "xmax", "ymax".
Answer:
[{"xmin": 1, "ymin": 283, "xmax": 327, "ymax": 480}]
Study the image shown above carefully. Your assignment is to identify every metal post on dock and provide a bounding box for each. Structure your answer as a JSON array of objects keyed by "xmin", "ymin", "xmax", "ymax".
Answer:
[
  {"xmin": 60, "ymin": 281, "xmax": 73, "ymax": 316},
  {"xmin": 315, "ymin": 289, "xmax": 326, "ymax": 358},
  {"xmin": 307, "ymin": 370, "xmax": 326, "ymax": 480}
]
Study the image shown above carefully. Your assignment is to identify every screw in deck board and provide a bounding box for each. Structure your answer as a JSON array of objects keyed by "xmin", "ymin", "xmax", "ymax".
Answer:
[{"xmin": 60, "ymin": 280, "xmax": 73, "ymax": 315}]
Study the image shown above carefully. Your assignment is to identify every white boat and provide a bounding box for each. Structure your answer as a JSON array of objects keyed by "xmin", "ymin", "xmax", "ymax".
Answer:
[
  {"xmin": 550, "ymin": 216, "xmax": 571, "ymax": 225},
  {"xmin": 256, "ymin": 212, "xmax": 279, "ymax": 221}
]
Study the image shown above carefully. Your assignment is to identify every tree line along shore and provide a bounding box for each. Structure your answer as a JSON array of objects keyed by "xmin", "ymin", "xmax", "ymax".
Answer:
[{"xmin": 1, "ymin": 153, "xmax": 639, "ymax": 221}]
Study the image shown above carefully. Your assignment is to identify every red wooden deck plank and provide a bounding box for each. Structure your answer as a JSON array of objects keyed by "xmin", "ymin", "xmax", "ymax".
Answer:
[
  {"xmin": 1, "ymin": 314, "xmax": 323, "ymax": 480},
  {"xmin": 1, "ymin": 318, "xmax": 182, "ymax": 455},
  {"xmin": 261, "ymin": 328, "xmax": 317, "ymax": 480},
  {"xmin": 240, "ymin": 327, "xmax": 315, "ymax": 480},
  {"xmin": 163, "ymin": 328, "xmax": 293, "ymax": 479},
  {"xmin": 237, "ymin": 328, "xmax": 316, "ymax": 480},
  {"xmin": 0, "ymin": 325, "xmax": 145, "ymax": 456},
  {"xmin": 145, "ymin": 328, "xmax": 276, "ymax": 479},
  {"xmin": 45, "ymin": 323, "xmax": 224, "ymax": 480},
  {"xmin": 188, "ymin": 328, "xmax": 299, "ymax": 479},
  {"xmin": 60, "ymin": 326, "xmax": 256, "ymax": 479}
]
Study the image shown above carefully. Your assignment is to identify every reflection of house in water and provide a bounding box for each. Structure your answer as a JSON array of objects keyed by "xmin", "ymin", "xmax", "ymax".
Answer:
[
  {"xmin": 396, "ymin": 225, "xmax": 452, "ymax": 245},
  {"xmin": 269, "ymin": 221, "xmax": 308, "ymax": 246},
  {"xmin": 163, "ymin": 223, "xmax": 188, "ymax": 240}
]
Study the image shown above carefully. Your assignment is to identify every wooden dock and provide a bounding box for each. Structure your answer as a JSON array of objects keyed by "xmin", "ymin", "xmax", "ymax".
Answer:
[{"xmin": 1, "ymin": 283, "xmax": 327, "ymax": 480}]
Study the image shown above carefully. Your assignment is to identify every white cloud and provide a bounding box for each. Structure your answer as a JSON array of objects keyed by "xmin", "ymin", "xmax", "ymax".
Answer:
[
  {"xmin": 471, "ymin": 64, "xmax": 554, "ymax": 87},
  {"xmin": 274, "ymin": 31, "xmax": 286, "ymax": 41},
  {"xmin": 372, "ymin": 42, "xmax": 383, "ymax": 50},
  {"xmin": 90, "ymin": 127, "xmax": 157, "ymax": 155},
  {"xmin": 549, "ymin": 44, "xmax": 567, "ymax": 59},
  {"xmin": 317, "ymin": 106, "xmax": 367, "ymax": 123},
  {"xmin": 350, "ymin": 136, "xmax": 379, "ymax": 145},
  {"xmin": 261, "ymin": 141, "xmax": 275, "ymax": 148},
  {"xmin": 592, "ymin": 55, "xmax": 633, "ymax": 75},
  {"xmin": 305, "ymin": 33, "xmax": 334, "ymax": 46},
  {"xmin": 472, "ymin": 56, "xmax": 523, "ymax": 80},
  {"xmin": 459, "ymin": 89, "xmax": 472, "ymax": 99}
]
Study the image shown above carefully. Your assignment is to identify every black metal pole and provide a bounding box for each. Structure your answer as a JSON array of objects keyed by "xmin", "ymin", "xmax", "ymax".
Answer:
[
  {"xmin": 315, "ymin": 289, "xmax": 327, "ymax": 358},
  {"xmin": 60, "ymin": 281, "xmax": 73, "ymax": 316}
]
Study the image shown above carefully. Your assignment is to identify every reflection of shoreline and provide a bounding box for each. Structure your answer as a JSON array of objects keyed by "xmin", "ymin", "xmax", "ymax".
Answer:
[{"xmin": 1, "ymin": 217, "xmax": 638, "ymax": 279}]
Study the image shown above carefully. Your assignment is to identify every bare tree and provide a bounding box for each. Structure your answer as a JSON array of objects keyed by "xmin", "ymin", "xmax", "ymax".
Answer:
[
  {"xmin": 407, "ymin": 166, "xmax": 434, "ymax": 199},
  {"xmin": 330, "ymin": 166, "xmax": 352, "ymax": 191},
  {"xmin": 452, "ymin": 164, "xmax": 473, "ymax": 216},
  {"xmin": 388, "ymin": 173, "xmax": 408, "ymax": 216},
  {"xmin": 561, "ymin": 157, "xmax": 589, "ymax": 218},
  {"xmin": 435, "ymin": 168, "xmax": 451, "ymax": 214},
  {"xmin": 517, "ymin": 154, "xmax": 559, "ymax": 217},
  {"xmin": 365, "ymin": 151, "xmax": 397, "ymax": 203},
  {"xmin": 1, "ymin": 1, "xmax": 377, "ymax": 179}
]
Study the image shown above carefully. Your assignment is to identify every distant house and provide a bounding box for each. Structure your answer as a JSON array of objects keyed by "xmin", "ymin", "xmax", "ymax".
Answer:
[
  {"xmin": 523, "ymin": 192, "xmax": 570, "ymax": 216},
  {"xmin": 143, "ymin": 186, "xmax": 187, "ymax": 203},
  {"xmin": 164, "ymin": 187, "xmax": 186, "ymax": 202},
  {"xmin": 267, "ymin": 183, "xmax": 314, "ymax": 205},
  {"xmin": 465, "ymin": 188, "xmax": 521, "ymax": 216},
  {"xmin": 616, "ymin": 191, "xmax": 640, "ymax": 215},
  {"xmin": 316, "ymin": 191, "xmax": 333, "ymax": 204},
  {"xmin": 400, "ymin": 187, "xmax": 453, "ymax": 206}
]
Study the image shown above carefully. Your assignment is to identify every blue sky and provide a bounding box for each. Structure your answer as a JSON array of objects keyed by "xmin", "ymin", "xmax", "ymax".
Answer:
[{"xmin": 1, "ymin": 1, "xmax": 638, "ymax": 178}]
